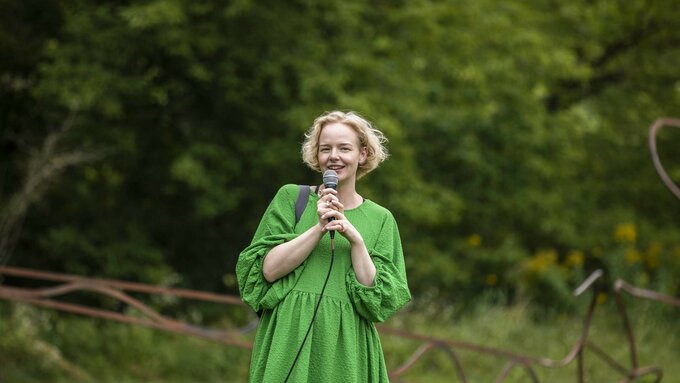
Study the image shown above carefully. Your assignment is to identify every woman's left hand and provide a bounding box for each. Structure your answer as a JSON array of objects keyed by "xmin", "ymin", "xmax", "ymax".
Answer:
[{"xmin": 321, "ymin": 210, "xmax": 363, "ymax": 245}]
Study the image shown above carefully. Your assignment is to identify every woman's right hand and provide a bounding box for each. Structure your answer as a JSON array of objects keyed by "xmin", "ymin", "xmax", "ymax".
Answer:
[{"xmin": 316, "ymin": 186, "xmax": 344, "ymax": 231}]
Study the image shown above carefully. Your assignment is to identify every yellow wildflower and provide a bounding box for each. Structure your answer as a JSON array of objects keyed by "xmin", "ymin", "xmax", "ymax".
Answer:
[
  {"xmin": 596, "ymin": 292, "xmax": 608, "ymax": 305},
  {"xmin": 625, "ymin": 248, "xmax": 641, "ymax": 265},
  {"xmin": 614, "ymin": 223, "xmax": 636, "ymax": 243},
  {"xmin": 485, "ymin": 273, "xmax": 498, "ymax": 286},
  {"xmin": 565, "ymin": 250, "xmax": 584, "ymax": 268},
  {"xmin": 466, "ymin": 234, "xmax": 482, "ymax": 247},
  {"xmin": 526, "ymin": 249, "xmax": 558, "ymax": 273}
]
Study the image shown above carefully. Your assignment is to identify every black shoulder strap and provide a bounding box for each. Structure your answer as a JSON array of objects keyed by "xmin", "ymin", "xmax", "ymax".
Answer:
[{"xmin": 294, "ymin": 185, "xmax": 310, "ymax": 224}]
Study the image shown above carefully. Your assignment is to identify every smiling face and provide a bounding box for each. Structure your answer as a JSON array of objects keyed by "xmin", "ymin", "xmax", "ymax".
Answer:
[{"xmin": 318, "ymin": 122, "xmax": 367, "ymax": 185}]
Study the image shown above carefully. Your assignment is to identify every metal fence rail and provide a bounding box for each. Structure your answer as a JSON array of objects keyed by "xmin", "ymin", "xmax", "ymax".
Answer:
[
  {"xmin": 0, "ymin": 266, "xmax": 254, "ymax": 349},
  {"xmin": 649, "ymin": 118, "xmax": 680, "ymax": 201},
  {"xmin": 1, "ymin": 265, "xmax": 678, "ymax": 382},
  {"xmin": 381, "ymin": 269, "xmax": 680, "ymax": 383}
]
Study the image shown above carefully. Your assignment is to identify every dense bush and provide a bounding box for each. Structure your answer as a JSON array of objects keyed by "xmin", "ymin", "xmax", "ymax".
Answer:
[{"xmin": 1, "ymin": 0, "xmax": 679, "ymax": 315}]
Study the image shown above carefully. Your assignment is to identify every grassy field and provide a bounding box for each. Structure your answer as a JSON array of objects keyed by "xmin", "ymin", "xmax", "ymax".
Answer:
[
  {"xmin": 1, "ymin": 298, "xmax": 678, "ymax": 382},
  {"xmin": 382, "ymin": 299, "xmax": 680, "ymax": 382}
]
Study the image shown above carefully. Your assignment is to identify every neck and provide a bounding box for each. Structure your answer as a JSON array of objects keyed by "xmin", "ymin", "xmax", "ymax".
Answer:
[{"xmin": 336, "ymin": 178, "xmax": 361, "ymax": 209}]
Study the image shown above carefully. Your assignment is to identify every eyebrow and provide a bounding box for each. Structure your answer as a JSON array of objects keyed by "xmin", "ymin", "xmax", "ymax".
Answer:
[{"xmin": 319, "ymin": 142, "xmax": 354, "ymax": 147}]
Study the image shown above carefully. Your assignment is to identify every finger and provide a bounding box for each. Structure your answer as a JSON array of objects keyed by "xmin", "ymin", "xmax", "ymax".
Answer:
[
  {"xmin": 321, "ymin": 187, "xmax": 338, "ymax": 197},
  {"xmin": 323, "ymin": 210, "xmax": 346, "ymax": 221},
  {"xmin": 318, "ymin": 207, "xmax": 333, "ymax": 217},
  {"xmin": 323, "ymin": 194, "xmax": 340, "ymax": 203},
  {"xmin": 326, "ymin": 200, "xmax": 339, "ymax": 210},
  {"xmin": 318, "ymin": 197, "xmax": 335, "ymax": 208}
]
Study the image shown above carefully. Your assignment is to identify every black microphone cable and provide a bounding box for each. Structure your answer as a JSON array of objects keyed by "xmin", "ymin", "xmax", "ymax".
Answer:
[
  {"xmin": 283, "ymin": 236, "xmax": 335, "ymax": 383},
  {"xmin": 284, "ymin": 170, "xmax": 339, "ymax": 382}
]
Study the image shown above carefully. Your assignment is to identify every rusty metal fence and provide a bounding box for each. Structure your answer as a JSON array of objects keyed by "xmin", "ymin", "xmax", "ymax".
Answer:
[
  {"xmin": 1, "ymin": 265, "xmax": 678, "ymax": 382},
  {"xmin": 0, "ymin": 266, "xmax": 254, "ymax": 350},
  {"xmin": 1, "ymin": 118, "xmax": 679, "ymax": 381}
]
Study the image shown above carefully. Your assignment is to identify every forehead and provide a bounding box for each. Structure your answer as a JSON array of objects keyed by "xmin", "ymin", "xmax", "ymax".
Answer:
[{"xmin": 319, "ymin": 122, "xmax": 360, "ymax": 145}]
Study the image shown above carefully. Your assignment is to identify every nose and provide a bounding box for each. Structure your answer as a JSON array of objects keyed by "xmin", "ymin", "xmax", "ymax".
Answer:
[{"xmin": 330, "ymin": 148, "xmax": 340, "ymax": 160}]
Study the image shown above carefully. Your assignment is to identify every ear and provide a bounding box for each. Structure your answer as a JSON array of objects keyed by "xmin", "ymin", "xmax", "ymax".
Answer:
[{"xmin": 359, "ymin": 146, "xmax": 368, "ymax": 165}]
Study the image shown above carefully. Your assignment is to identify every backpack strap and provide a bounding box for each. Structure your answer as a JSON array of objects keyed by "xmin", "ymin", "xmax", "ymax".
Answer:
[{"xmin": 294, "ymin": 185, "xmax": 311, "ymax": 224}]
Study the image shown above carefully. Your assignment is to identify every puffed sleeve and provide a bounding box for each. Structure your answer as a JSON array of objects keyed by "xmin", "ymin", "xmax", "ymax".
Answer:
[
  {"xmin": 236, "ymin": 185, "xmax": 306, "ymax": 313},
  {"xmin": 346, "ymin": 212, "xmax": 411, "ymax": 322}
]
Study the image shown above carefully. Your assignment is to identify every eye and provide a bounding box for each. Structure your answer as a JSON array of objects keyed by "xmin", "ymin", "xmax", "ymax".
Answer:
[{"xmin": 319, "ymin": 147, "xmax": 330, "ymax": 153}]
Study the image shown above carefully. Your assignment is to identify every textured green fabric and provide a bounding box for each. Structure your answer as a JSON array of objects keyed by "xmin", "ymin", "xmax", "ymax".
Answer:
[{"xmin": 237, "ymin": 184, "xmax": 411, "ymax": 382}]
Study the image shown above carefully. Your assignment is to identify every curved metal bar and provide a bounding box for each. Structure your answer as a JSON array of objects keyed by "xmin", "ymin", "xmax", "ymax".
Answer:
[
  {"xmin": 543, "ymin": 290, "xmax": 598, "ymax": 369},
  {"xmin": 0, "ymin": 281, "xmax": 86, "ymax": 299},
  {"xmin": 377, "ymin": 325, "xmax": 544, "ymax": 365},
  {"xmin": 86, "ymin": 284, "xmax": 178, "ymax": 325},
  {"xmin": 494, "ymin": 360, "xmax": 540, "ymax": 383},
  {"xmin": 378, "ymin": 268, "xmax": 669, "ymax": 382},
  {"xmin": 239, "ymin": 318, "xmax": 260, "ymax": 334},
  {"xmin": 495, "ymin": 361, "xmax": 521, "ymax": 383},
  {"xmin": 523, "ymin": 365, "xmax": 540, "ymax": 383},
  {"xmin": 630, "ymin": 366, "xmax": 663, "ymax": 383},
  {"xmin": 584, "ymin": 341, "xmax": 630, "ymax": 377},
  {"xmin": 649, "ymin": 118, "xmax": 680, "ymax": 201},
  {"xmin": 613, "ymin": 281, "xmax": 639, "ymax": 371},
  {"xmin": 2, "ymin": 266, "xmax": 678, "ymax": 381},
  {"xmin": 574, "ymin": 269, "xmax": 603, "ymax": 297},
  {"xmin": 389, "ymin": 342, "xmax": 437, "ymax": 377},
  {"xmin": 0, "ymin": 294, "xmax": 253, "ymax": 349},
  {"xmin": 0, "ymin": 266, "xmax": 254, "ymax": 349},
  {"xmin": 1, "ymin": 280, "xmax": 179, "ymax": 326},
  {"xmin": 437, "ymin": 342, "xmax": 467, "ymax": 383},
  {"xmin": 0, "ymin": 265, "xmax": 244, "ymax": 305},
  {"xmin": 388, "ymin": 340, "xmax": 469, "ymax": 382},
  {"xmin": 615, "ymin": 279, "xmax": 680, "ymax": 307}
]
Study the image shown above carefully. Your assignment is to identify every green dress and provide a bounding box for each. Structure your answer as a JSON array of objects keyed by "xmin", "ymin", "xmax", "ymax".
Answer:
[{"xmin": 237, "ymin": 184, "xmax": 411, "ymax": 382}]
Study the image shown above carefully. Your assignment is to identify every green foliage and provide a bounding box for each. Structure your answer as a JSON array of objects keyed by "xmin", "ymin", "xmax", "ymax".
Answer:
[
  {"xmin": 2, "ymin": 301, "xmax": 679, "ymax": 382},
  {"xmin": 0, "ymin": 303, "xmax": 250, "ymax": 382},
  {"xmin": 383, "ymin": 299, "xmax": 680, "ymax": 382},
  {"xmin": 1, "ymin": 0, "xmax": 680, "ymax": 313}
]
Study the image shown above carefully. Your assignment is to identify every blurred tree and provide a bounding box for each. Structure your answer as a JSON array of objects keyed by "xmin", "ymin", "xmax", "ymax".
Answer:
[{"xmin": 1, "ymin": 0, "xmax": 679, "ymax": 315}]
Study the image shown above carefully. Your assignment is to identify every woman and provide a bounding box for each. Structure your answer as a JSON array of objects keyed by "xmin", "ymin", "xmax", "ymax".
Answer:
[{"xmin": 237, "ymin": 111, "xmax": 411, "ymax": 382}]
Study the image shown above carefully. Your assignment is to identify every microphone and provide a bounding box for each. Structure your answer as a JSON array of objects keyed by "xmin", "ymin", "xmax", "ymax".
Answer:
[{"xmin": 322, "ymin": 170, "xmax": 339, "ymax": 239}]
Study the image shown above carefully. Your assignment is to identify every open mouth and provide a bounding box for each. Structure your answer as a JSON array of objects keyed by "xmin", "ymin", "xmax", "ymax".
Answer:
[{"xmin": 327, "ymin": 165, "xmax": 344, "ymax": 172}]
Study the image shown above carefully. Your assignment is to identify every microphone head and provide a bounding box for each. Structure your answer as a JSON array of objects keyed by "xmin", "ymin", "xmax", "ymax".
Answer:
[{"xmin": 322, "ymin": 170, "xmax": 339, "ymax": 189}]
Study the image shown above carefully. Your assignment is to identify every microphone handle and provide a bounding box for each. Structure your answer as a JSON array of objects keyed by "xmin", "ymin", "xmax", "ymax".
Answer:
[
  {"xmin": 326, "ymin": 201, "xmax": 336, "ymax": 239},
  {"xmin": 328, "ymin": 215, "xmax": 336, "ymax": 239},
  {"xmin": 324, "ymin": 178, "xmax": 338, "ymax": 238}
]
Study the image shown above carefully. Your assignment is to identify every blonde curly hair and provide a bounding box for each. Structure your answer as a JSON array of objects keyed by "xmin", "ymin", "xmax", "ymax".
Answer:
[{"xmin": 301, "ymin": 111, "xmax": 389, "ymax": 179}]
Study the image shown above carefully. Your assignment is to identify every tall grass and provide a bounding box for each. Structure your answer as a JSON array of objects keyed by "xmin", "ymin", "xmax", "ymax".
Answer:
[
  {"xmin": 383, "ymin": 297, "xmax": 680, "ymax": 382},
  {"xmin": 0, "ymin": 302, "xmax": 250, "ymax": 383},
  {"xmin": 1, "ymin": 298, "xmax": 678, "ymax": 382}
]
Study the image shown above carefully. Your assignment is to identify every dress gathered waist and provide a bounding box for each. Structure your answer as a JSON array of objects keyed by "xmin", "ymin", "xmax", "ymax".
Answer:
[{"xmin": 289, "ymin": 287, "xmax": 352, "ymax": 303}]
